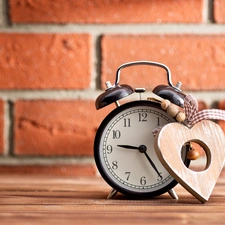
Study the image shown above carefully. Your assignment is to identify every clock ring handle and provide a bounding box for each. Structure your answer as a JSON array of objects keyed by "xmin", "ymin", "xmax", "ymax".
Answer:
[{"xmin": 115, "ymin": 61, "xmax": 180, "ymax": 91}]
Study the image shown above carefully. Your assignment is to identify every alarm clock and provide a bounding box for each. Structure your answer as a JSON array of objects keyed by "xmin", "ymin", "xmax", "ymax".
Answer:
[{"xmin": 94, "ymin": 61, "xmax": 189, "ymax": 199}]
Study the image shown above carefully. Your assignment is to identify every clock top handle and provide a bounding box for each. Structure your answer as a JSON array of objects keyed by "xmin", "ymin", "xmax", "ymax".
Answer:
[
  {"xmin": 115, "ymin": 61, "xmax": 181, "ymax": 91},
  {"xmin": 95, "ymin": 61, "xmax": 186, "ymax": 110},
  {"xmin": 115, "ymin": 61, "xmax": 186, "ymax": 107}
]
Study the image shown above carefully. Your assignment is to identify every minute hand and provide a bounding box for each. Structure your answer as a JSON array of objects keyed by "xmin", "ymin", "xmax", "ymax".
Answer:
[
  {"xmin": 117, "ymin": 144, "xmax": 162, "ymax": 179},
  {"xmin": 143, "ymin": 152, "xmax": 162, "ymax": 179}
]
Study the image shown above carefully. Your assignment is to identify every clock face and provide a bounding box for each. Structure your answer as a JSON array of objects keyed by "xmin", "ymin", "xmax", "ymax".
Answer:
[{"xmin": 94, "ymin": 100, "xmax": 188, "ymax": 197}]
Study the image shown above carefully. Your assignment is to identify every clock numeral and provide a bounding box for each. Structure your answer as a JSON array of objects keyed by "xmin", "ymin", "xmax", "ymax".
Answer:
[
  {"xmin": 106, "ymin": 145, "xmax": 113, "ymax": 154},
  {"xmin": 138, "ymin": 113, "xmax": 147, "ymax": 122},
  {"xmin": 123, "ymin": 118, "xmax": 131, "ymax": 127},
  {"xmin": 112, "ymin": 161, "xmax": 118, "ymax": 170},
  {"xmin": 112, "ymin": 130, "xmax": 121, "ymax": 139},
  {"xmin": 157, "ymin": 117, "xmax": 160, "ymax": 126},
  {"xmin": 140, "ymin": 176, "xmax": 147, "ymax": 185},
  {"xmin": 125, "ymin": 172, "xmax": 131, "ymax": 181}
]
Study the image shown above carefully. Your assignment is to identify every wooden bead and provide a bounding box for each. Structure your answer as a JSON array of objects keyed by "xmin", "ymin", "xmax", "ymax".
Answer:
[
  {"xmin": 187, "ymin": 148, "xmax": 201, "ymax": 160},
  {"xmin": 161, "ymin": 99, "xmax": 185, "ymax": 122},
  {"xmin": 175, "ymin": 112, "xmax": 186, "ymax": 122},
  {"xmin": 161, "ymin": 100, "xmax": 171, "ymax": 110},
  {"xmin": 166, "ymin": 105, "xmax": 180, "ymax": 117}
]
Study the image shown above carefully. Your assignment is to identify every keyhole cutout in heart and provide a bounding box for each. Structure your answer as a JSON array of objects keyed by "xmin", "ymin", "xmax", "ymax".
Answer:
[
  {"xmin": 154, "ymin": 120, "xmax": 225, "ymax": 203},
  {"xmin": 181, "ymin": 141, "xmax": 208, "ymax": 172}
]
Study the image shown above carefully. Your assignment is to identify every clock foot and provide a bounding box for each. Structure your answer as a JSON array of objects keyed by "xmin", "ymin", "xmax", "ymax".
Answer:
[
  {"xmin": 168, "ymin": 188, "xmax": 178, "ymax": 200},
  {"xmin": 107, "ymin": 188, "xmax": 118, "ymax": 199}
]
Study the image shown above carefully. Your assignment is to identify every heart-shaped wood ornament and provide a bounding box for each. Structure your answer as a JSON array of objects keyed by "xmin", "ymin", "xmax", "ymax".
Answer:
[{"xmin": 154, "ymin": 120, "xmax": 225, "ymax": 203}]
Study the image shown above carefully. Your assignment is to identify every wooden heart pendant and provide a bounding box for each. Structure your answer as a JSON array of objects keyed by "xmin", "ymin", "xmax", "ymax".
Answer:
[{"xmin": 154, "ymin": 120, "xmax": 225, "ymax": 203}]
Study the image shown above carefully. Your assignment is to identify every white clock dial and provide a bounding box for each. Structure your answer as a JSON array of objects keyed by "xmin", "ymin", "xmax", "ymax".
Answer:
[{"xmin": 94, "ymin": 100, "xmax": 188, "ymax": 197}]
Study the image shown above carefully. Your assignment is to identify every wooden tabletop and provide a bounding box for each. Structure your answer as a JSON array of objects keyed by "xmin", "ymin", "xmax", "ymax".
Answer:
[{"xmin": 0, "ymin": 174, "xmax": 225, "ymax": 225}]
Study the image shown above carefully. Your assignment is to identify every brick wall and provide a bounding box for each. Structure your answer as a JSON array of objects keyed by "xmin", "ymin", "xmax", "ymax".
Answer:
[{"xmin": 0, "ymin": 0, "xmax": 225, "ymax": 176}]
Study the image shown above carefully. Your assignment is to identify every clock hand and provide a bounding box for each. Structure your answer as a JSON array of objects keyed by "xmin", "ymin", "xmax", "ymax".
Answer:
[
  {"xmin": 117, "ymin": 145, "xmax": 162, "ymax": 179},
  {"xmin": 143, "ymin": 151, "xmax": 162, "ymax": 180},
  {"xmin": 117, "ymin": 145, "xmax": 139, "ymax": 150}
]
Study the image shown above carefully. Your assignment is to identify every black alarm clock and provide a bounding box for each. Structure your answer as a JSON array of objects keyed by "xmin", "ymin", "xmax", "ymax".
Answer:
[{"xmin": 94, "ymin": 61, "xmax": 189, "ymax": 199}]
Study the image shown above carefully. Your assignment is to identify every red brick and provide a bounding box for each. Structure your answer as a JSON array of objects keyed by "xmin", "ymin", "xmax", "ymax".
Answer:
[
  {"xmin": 9, "ymin": 0, "xmax": 203, "ymax": 24},
  {"xmin": 101, "ymin": 35, "xmax": 225, "ymax": 91},
  {"xmin": 214, "ymin": 0, "xmax": 225, "ymax": 23},
  {"xmin": 0, "ymin": 33, "xmax": 91, "ymax": 89},
  {"xmin": 0, "ymin": 100, "xmax": 4, "ymax": 154},
  {"xmin": 0, "ymin": 164, "xmax": 96, "ymax": 176},
  {"xmin": 198, "ymin": 101, "xmax": 208, "ymax": 111},
  {"xmin": 14, "ymin": 100, "xmax": 113, "ymax": 156}
]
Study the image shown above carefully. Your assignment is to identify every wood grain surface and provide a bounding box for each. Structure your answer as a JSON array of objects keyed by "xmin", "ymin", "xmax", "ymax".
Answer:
[{"xmin": 0, "ymin": 174, "xmax": 225, "ymax": 225}]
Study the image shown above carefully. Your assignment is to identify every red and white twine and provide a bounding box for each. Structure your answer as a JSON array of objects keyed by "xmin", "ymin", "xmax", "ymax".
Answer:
[{"xmin": 184, "ymin": 94, "xmax": 225, "ymax": 127}]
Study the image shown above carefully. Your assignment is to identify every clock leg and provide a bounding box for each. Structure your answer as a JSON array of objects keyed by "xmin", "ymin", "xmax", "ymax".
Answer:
[
  {"xmin": 107, "ymin": 188, "xmax": 118, "ymax": 199},
  {"xmin": 168, "ymin": 188, "xmax": 178, "ymax": 200}
]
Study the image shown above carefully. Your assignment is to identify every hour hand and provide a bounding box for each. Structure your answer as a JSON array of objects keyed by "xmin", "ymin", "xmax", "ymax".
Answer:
[
  {"xmin": 118, "ymin": 144, "xmax": 147, "ymax": 153},
  {"xmin": 117, "ymin": 145, "xmax": 139, "ymax": 150}
]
